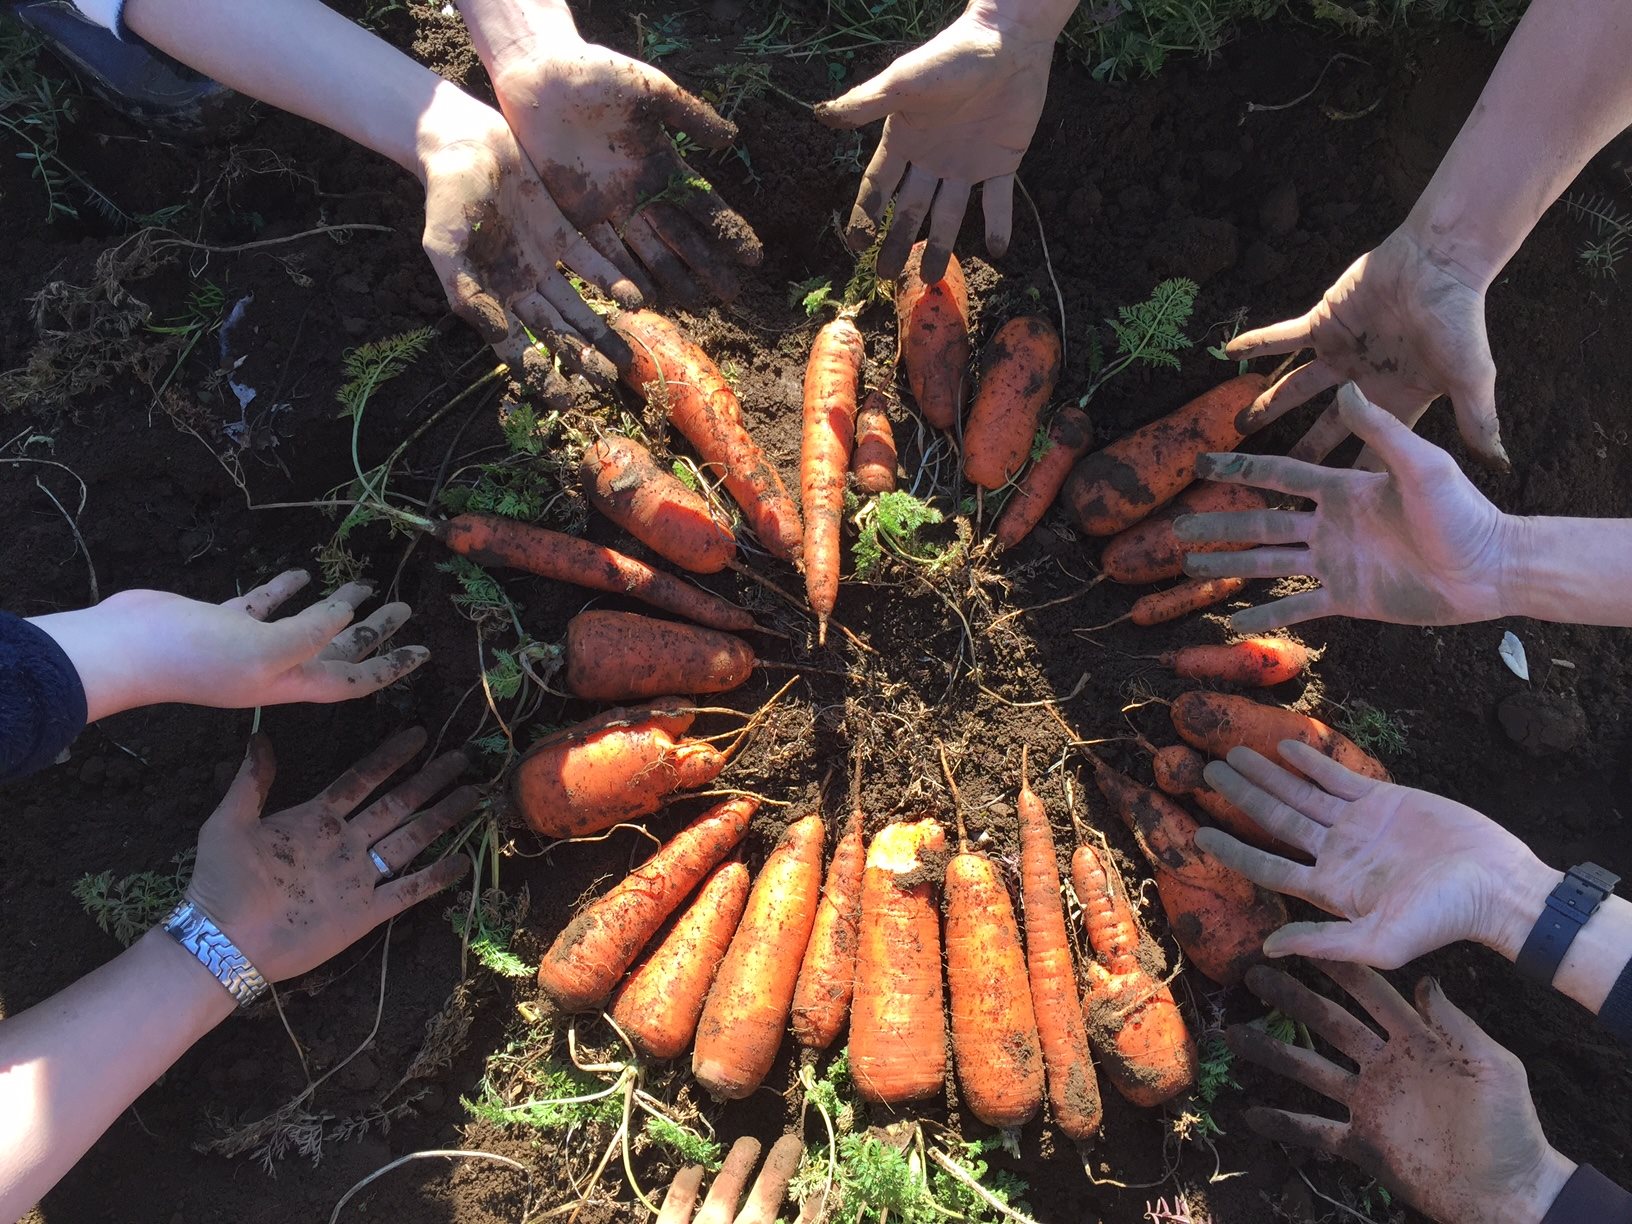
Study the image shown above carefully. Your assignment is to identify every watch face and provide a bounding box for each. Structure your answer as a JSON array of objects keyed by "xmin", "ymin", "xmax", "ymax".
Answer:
[{"xmin": 1573, "ymin": 862, "xmax": 1621, "ymax": 894}]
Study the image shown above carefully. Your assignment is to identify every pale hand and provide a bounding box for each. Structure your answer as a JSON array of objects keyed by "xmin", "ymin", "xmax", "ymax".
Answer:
[
  {"xmin": 655, "ymin": 1134, "xmax": 804, "ymax": 1224},
  {"xmin": 1193, "ymin": 740, "xmax": 1558, "ymax": 968},
  {"xmin": 1233, "ymin": 961, "xmax": 1575, "ymax": 1224},
  {"xmin": 1174, "ymin": 383, "xmax": 1516, "ymax": 631},
  {"xmin": 189, "ymin": 729, "xmax": 474, "ymax": 982},
  {"xmin": 1227, "ymin": 226, "xmax": 1507, "ymax": 469},
  {"xmin": 814, "ymin": 0, "xmax": 1060, "ymax": 282}
]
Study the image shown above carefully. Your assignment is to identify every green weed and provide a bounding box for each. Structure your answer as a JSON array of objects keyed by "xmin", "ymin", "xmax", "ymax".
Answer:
[
  {"xmin": 1078, "ymin": 277, "xmax": 1199, "ymax": 406},
  {"xmin": 1565, "ymin": 189, "xmax": 1632, "ymax": 279},
  {"xmin": 464, "ymin": 1056, "xmax": 622, "ymax": 1130},
  {"xmin": 446, "ymin": 887, "xmax": 533, "ymax": 979},
  {"xmin": 1337, "ymin": 699, "xmax": 1409, "ymax": 759},
  {"xmin": 1196, "ymin": 1033, "xmax": 1240, "ymax": 1105},
  {"xmin": 850, "ymin": 490, "xmax": 952, "ymax": 578},
  {"xmin": 74, "ymin": 849, "xmax": 195, "ymax": 945},
  {"xmin": 790, "ymin": 276, "xmax": 836, "ymax": 317},
  {"xmin": 644, "ymin": 1115, "xmax": 723, "ymax": 1169}
]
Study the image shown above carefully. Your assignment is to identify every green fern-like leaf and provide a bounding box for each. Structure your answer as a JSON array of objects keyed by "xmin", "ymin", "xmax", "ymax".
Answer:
[
  {"xmin": 1108, "ymin": 277, "xmax": 1198, "ymax": 369},
  {"xmin": 336, "ymin": 327, "xmax": 433, "ymax": 419}
]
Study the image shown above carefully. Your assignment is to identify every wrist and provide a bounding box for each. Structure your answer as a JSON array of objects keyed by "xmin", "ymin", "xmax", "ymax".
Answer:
[
  {"xmin": 967, "ymin": 0, "xmax": 1078, "ymax": 43},
  {"xmin": 1400, "ymin": 186, "xmax": 1516, "ymax": 293},
  {"xmin": 1505, "ymin": 1147, "xmax": 1579, "ymax": 1224},
  {"xmin": 457, "ymin": 0, "xmax": 580, "ymax": 78},
  {"xmin": 1488, "ymin": 854, "xmax": 1565, "ymax": 963},
  {"xmin": 413, "ymin": 84, "xmax": 510, "ymax": 184},
  {"xmin": 132, "ymin": 927, "xmax": 239, "ymax": 1029}
]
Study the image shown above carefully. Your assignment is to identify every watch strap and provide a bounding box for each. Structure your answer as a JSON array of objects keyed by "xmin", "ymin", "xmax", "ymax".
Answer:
[
  {"xmin": 1516, "ymin": 862, "xmax": 1619, "ymax": 987},
  {"xmin": 162, "ymin": 899, "xmax": 269, "ymax": 1008}
]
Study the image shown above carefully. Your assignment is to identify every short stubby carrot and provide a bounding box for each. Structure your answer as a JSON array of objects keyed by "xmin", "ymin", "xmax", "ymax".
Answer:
[
  {"xmin": 1158, "ymin": 637, "xmax": 1310, "ymax": 688},
  {"xmin": 1064, "ymin": 373, "xmax": 1269, "ymax": 536},
  {"xmin": 1071, "ymin": 842, "xmax": 1197, "ymax": 1106},
  {"xmin": 434, "ymin": 512, "xmax": 753, "ymax": 632},
  {"xmin": 580, "ymin": 434, "xmax": 737, "ymax": 574},
  {"xmin": 802, "ymin": 316, "xmax": 865, "ymax": 643},
  {"xmin": 850, "ymin": 818, "xmax": 948, "ymax": 1107},
  {"xmin": 791, "ymin": 801, "xmax": 866, "ymax": 1050},
  {"xmin": 1130, "ymin": 576, "xmax": 1248, "ymax": 626},
  {"xmin": 693, "ymin": 814, "xmax": 825, "ymax": 1099},
  {"xmin": 608, "ymin": 861, "xmax": 751, "ymax": 1059},
  {"xmin": 1148, "ymin": 742, "xmax": 1298, "ymax": 856},
  {"xmin": 896, "ymin": 242, "xmax": 970, "ymax": 431},
  {"xmin": 513, "ymin": 701, "xmax": 727, "ymax": 838},
  {"xmin": 1100, "ymin": 481, "xmax": 1270, "ymax": 584},
  {"xmin": 536, "ymin": 798, "xmax": 754, "ymax": 1012},
  {"xmin": 993, "ymin": 405, "xmax": 1093, "ymax": 550},
  {"xmin": 564, "ymin": 610, "xmax": 755, "ymax": 703},
  {"xmin": 851, "ymin": 391, "xmax": 898, "ymax": 494},
  {"xmin": 1170, "ymin": 691, "xmax": 1391, "ymax": 781},
  {"xmin": 963, "ymin": 316, "xmax": 1062, "ymax": 490},
  {"xmin": 612, "ymin": 310, "xmax": 803, "ymax": 565}
]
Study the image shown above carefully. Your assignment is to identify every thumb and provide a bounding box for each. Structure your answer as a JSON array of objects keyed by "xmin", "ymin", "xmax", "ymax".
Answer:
[
  {"xmin": 1415, "ymin": 975, "xmax": 1495, "ymax": 1057},
  {"xmin": 215, "ymin": 733, "xmax": 277, "ymax": 829},
  {"xmin": 1335, "ymin": 382, "xmax": 1447, "ymax": 482},
  {"xmin": 814, "ymin": 58, "xmax": 921, "ymax": 129},
  {"xmin": 1447, "ymin": 364, "xmax": 1510, "ymax": 472}
]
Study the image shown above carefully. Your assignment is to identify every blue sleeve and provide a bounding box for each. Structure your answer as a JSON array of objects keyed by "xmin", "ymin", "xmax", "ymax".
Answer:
[{"xmin": 0, "ymin": 612, "xmax": 89, "ymax": 783}]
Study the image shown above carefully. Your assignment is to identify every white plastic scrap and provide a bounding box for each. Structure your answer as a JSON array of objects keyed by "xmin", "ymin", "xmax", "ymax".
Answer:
[{"xmin": 1499, "ymin": 631, "xmax": 1530, "ymax": 682}]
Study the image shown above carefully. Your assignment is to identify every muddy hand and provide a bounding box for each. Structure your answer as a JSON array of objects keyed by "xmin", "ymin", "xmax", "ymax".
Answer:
[
  {"xmin": 1172, "ymin": 383, "xmax": 1514, "ymax": 630},
  {"xmin": 1233, "ymin": 962, "xmax": 1575, "ymax": 1224},
  {"xmin": 1226, "ymin": 227, "xmax": 1507, "ymax": 469},
  {"xmin": 656, "ymin": 1134, "xmax": 804, "ymax": 1224}
]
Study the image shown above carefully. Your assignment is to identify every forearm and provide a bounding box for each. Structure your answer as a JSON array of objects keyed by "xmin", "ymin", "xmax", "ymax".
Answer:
[
  {"xmin": 971, "ymin": 0, "xmax": 1079, "ymax": 40},
  {"xmin": 1498, "ymin": 514, "xmax": 1632, "ymax": 627},
  {"xmin": 0, "ymin": 930, "xmax": 233, "ymax": 1216},
  {"xmin": 1402, "ymin": 0, "xmax": 1632, "ymax": 286},
  {"xmin": 456, "ymin": 0, "xmax": 579, "ymax": 74}
]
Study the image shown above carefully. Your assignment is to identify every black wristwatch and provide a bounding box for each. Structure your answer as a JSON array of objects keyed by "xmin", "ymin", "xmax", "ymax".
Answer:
[{"xmin": 1516, "ymin": 862, "xmax": 1620, "ymax": 987}]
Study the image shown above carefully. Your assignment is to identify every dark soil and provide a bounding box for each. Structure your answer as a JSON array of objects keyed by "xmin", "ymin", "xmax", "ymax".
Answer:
[{"xmin": 4, "ymin": 5, "xmax": 1631, "ymax": 1223}]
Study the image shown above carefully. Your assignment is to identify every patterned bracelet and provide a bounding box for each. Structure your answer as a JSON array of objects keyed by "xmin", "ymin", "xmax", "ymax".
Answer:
[{"xmin": 161, "ymin": 899, "xmax": 269, "ymax": 1008}]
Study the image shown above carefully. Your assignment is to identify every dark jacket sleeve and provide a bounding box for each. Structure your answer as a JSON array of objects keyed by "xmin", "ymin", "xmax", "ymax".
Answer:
[
  {"xmin": 0, "ymin": 612, "xmax": 88, "ymax": 783},
  {"xmin": 1542, "ymin": 1164, "xmax": 1632, "ymax": 1223}
]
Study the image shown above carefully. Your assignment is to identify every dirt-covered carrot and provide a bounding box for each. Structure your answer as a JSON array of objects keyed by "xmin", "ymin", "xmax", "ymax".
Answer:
[
  {"xmin": 1015, "ymin": 748, "xmax": 1103, "ymax": 1141},
  {"xmin": 1071, "ymin": 841, "xmax": 1198, "ymax": 1106},
  {"xmin": 580, "ymin": 434, "xmax": 737, "ymax": 574},
  {"xmin": 895, "ymin": 242, "xmax": 970, "ymax": 431},
  {"xmin": 1149, "ymin": 741, "xmax": 1296, "ymax": 856},
  {"xmin": 608, "ymin": 861, "xmax": 750, "ymax": 1059},
  {"xmin": 852, "ymin": 391, "xmax": 898, "ymax": 494},
  {"xmin": 963, "ymin": 316, "xmax": 1062, "ymax": 490},
  {"xmin": 802, "ymin": 316, "xmax": 865, "ymax": 643},
  {"xmin": 512, "ymin": 701, "xmax": 727, "ymax": 838},
  {"xmin": 1063, "ymin": 373, "xmax": 1270, "ymax": 536},
  {"xmin": 564, "ymin": 610, "xmax": 755, "ymax": 703},
  {"xmin": 850, "ymin": 818, "xmax": 948, "ymax": 1106},
  {"xmin": 1157, "ymin": 638, "xmax": 1310, "ymax": 688},
  {"xmin": 1100, "ymin": 481, "xmax": 1271, "ymax": 584},
  {"xmin": 1130, "ymin": 576, "xmax": 1247, "ymax": 626},
  {"xmin": 1170, "ymin": 691, "xmax": 1390, "ymax": 781},
  {"xmin": 612, "ymin": 310, "xmax": 803, "ymax": 565},
  {"xmin": 993, "ymin": 405, "xmax": 1093, "ymax": 549},
  {"xmin": 790, "ymin": 759, "xmax": 866, "ymax": 1049},
  {"xmin": 536, "ymin": 798, "xmax": 755, "ymax": 1012},
  {"xmin": 434, "ymin": 512, "xmax": 753, "ymax": 633},
  {"xmin": 1090, "ymin": 756, "xmax": 1286, "ymax": 986},
  {"xmin": 693, "ymin": 814, "xmax": 825, "ymax": 1099}
]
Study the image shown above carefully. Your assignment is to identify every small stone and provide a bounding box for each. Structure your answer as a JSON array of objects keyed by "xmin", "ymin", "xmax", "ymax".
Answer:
[
  {"xmin": 1497, "ymin": 691, "xmax": 1587, "ymax": 756},
  {"xmin": 1259, "ymin": 181, "xmax": 1300, "ymax": 237}
]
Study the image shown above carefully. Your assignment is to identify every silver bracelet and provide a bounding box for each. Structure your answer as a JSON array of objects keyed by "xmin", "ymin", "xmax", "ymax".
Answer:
[{"xmin": 161, "ymin": 899, "xmax": 269, "ymax": 1008}]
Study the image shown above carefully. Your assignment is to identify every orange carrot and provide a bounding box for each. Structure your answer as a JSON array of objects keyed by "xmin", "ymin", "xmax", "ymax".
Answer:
[
  {"xmin": 1158, "ymin": 637, "xmax": 1310, "ymax": 687},
  {"xmin": 1015, "ymin": 749, "xmax": 1103, "ymax": 1141},
  {"xmin": 512, "ymin": 701, "xmax": 727, "ymax": 838},
  {"xmin": 536, "ymin": 798, "xmax": 754, "ymax": 1011},
  {"xmin": 434, "ymin": 512, "xmax": 753, "ymax": 633},
  {"xmin": 1090, "ymin": 757, "xmax": 1286, "ymax": 987},
  {"xmin": 850, "ymin": 818, "xmax": 948, "ymax": 1106},
  {"xmin": 851, "ymin": 391, "xmax": 898, "ymax": 494},
  {"xmin": 1071, "ymin": 841, "xmax": 1197, "ymax": 1106},
  {"xmin": 790, "ymin": 775, "xmax": 866, "ymax": 1049},
  {"xmin": 963, "ymin": 316, "xmax": 1062, "ymax": 490},
  {"xmin": 693, "ymin": 815, "xmax": 825, "ymax": 1099},
  {"xmin": 1130, "ymin": 576, "xmax": 1248, "ymax": 626},
  {"xmin": 802, "ymin": 316, "xmax": 865, "ymax": 643},
  {"xmin": 1170, "ymin": 691, "xmax": 1390, "ymax": 781},
  {"xmin": 564, "ymin": 610, "xmax": 755, "ymax": 703},
  {"xmin": 1064, "ymin": 373, "xmax": 1270, "ymax": 536},
  {"xmin": 993, "ymin": 405, "xmax": 1093, "ymax": 549},
  {"xmin": 1100, "ymin": 481, "xmax": 1271, "ymax": 584},
  {"xmin": 1146, "ymin": 742, "xmax": 1297, "ymax": 856},
  {"xmin": 895, "ymin": 242, "xmax": 970, "ymax": 431},
  {"xmin": 612, "ymin": 310, "xmax": 803, "ymax": 565},
  {"xmin": 608, "ymin": 861, "xmax": 751, "ymax": 1059},
  {"xmin": 580, "ymin": 433, "xmax": 737, "ymax": 574}
]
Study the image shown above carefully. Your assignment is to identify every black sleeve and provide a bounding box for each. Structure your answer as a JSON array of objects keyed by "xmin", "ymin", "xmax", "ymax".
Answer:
[
  {"xmin": 1597, "ymin": 955, "xmax": 1632, "ymax": 1045},
  {"xmin": 1542, "ymin": 1164, "xmax": 1632, "ymax": 1224},
  {"xmin": 0, "ymin": 612, "xmax": 88, "ymax": 783}
]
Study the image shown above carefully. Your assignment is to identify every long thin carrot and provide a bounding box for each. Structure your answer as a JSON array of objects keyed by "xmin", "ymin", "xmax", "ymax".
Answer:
[
  {"xmin": 802, "ymin": 316, "xmax": 864, "ymax": 643},
  {"xmin": 1015, "ymin": 747, "xmax": 1103, "ymax": 1142},
  {"xmin": 535, "ymin": 798, "xmax": 755, "ymax": 1012},
  {"xmin": 895, "ymin": 242, "xmax": 970, "ymax": 431},
  {"xmin": 791, "ymin": 756, "xmax": 867, "ymax": 1049},
  {"xmin": 580, "ymin": 433, "xmax": 737, "ymax": 574},
  {"xmin": 1100, "ymin": 481, "xmax": 1271, "ymax": 584},
  {"xmin": 963, "ymin": 316, "xmax": 1062, "ymax": 490},
  {"xmin": 1170, "ymin": 691, "xmax": 1390, "ymax": 781},
  {"xmin": 1132, "ymin": 577, "xmax": 1248, "ymax": 626},
  {"xmin": 851, "ymin": 390, "xmax": 898, "ymax": 494},
  {"xmin": 993, "ymin": 405, "xmax": 1093, "ymax": 549},
  {"xmin": 693, "ymin": 814, "xmax": 825, "ymax": 1099},
  {"xmin": 1157, "ymin": 638, "xmax": 1310, "ymax": 687},
  {"xmin": 564, "ymin": 610, "xmax": 756, "ymax": 703},
  {"xmin": 434, "ymin": 512, "xmax": 753, "ymax": 632},
  {"xmin": 612, "ymin": 310, "xmax": 803, "ymax": 565}
]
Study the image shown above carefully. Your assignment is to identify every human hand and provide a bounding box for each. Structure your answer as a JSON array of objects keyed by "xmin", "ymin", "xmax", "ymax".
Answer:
[
  {"xmin": 1173, "ymin": 383, "xmax": 1517, "ymax": 631},
  {"xmin": 1226, "ymin": 226, "xmax": 1507, "ymax": 469},
  {"xmin": 188, "ymin": 728, "xmax": 474, "ymax": 982},
  {"xmin": 813, "ymin": 0, "xmax": 1071, "ymax": 282},
  {"xmin": 1232, "ymin": 961, "xmax": 1575, "ymax": 1224},
  {"xmin": 656, "ymin": 1133, "xmax": 804, "ymax": 1224},
  {"xmin": 1192, "ymin": 740, "xmax": 1560, "ymax": 967}
]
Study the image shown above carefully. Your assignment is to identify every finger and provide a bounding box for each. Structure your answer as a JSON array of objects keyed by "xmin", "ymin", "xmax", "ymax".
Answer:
[
  {"xmin": 636, "ymin": 61, "xmax": 737, "ymax": 148},
  {"xmin": 1263, "ymin": 919, "xmax": 1408, "ymax": 970},
  {"xmin": 673, "ymin": 173, "xmax": 763, "ymax": 268},
  {"xmin": 982, "ymin": 174, "xmax": 1014, "ymax": 259},
  {"xmin": 624, "ymin": 210, "xmax": 706, "ymax": 305},
  {"xmin": 1238, "ymin": 360, "xmax": 1342, "ymax": 433},
  {"xmin": 847, "ymin": 132, "xmax": 907, "ymax": 251},
  {"xmin": 1193, "ymin": 826, "xmax": 1313, "ymax": 896},
  {"xmin": 657, "ymin": 1167, "xmax": 706, "ymax": 1224},
  {"xmin": 315, "ymin": 726, "xmax": 428, "ymax": 813},
  {"xmin": 319, "ymin": 601, "xmax": 409, "ymax": 664},
  {"xmin": 1227, "ymin": 1023, "xmax": 1355, "ymax": 1104},
  {"xmin": 1230, "ymin": 589, "xmax": 1336, "ymax": 634},
  {"xmin": 225, "ymin": 569, "xmax": 310, "ymax": 619},
  {"xmin": 814, "ymin": 60, "xmax": 917, "ymax": 129},
  {"xmin": 1277, "ymin": 740, "xmax": 1377, "ymax": 803},
  {"xmin": 282, "ymin": 646, "xmax": 430, "ymax": 704},
  {"xmin": 260, "ymin": 590, "xmax": 368, "ymax": 663},
  {"xmin": 558, "ymin": 230, "xmax": 644, "ymax": 312},
  {"xmin": 1225, "ymin": 312, "xmax": 1315, "ymax": 361},
  {"xmin": 585, "ymin": 221, "xmax": 657, "ymax": 300},
  {"xmin": 1287, "ymin": 400, "xmax": 1354, "ymax": 464},
  {"xmin": 1195, "ymin": 451, "xmax": 1337, "ymax": 500},
  {"xmin": 1243, "ymin": 964, "xmax": 1384, "ymax": 1063},
  {"xmin": 1221, "ymin": 745, "xmax": 1347, "ymax": 825},
  {"xmin": 642, "ymin": 199, "xmax": 744, "ymax": 303},
  {"xmin": 371, "ymin": 784, "xmax": 481, "ymax": 871},
  {"xmin": 1174, "ymin": 509, "xmax": 1315, "ymax": 547},
  {"xmin": 1313, "ymin": 959, "xmax": 1424, "ymax": 1039},
  {"xmin": 350, "ymin": 749, "xmax": 470, "ymax": 843},
  {"xmin": 1242, "ymin": 1106, "xmax": 1347, "ymax": 1156},
  {"xmin": 1334, "ymin": 382, "xmax": 1455, "ymax": 484},
  {"xmin": 695, "ymin": 1136, "xmax": 763, "ymax": 1224},
  {"xmin": 919, "ymin": 177, "xmax": 971, "ymax": 284},
  {"xmin": 876, "ymin": 164, "xmax": 939, "ymax": 281},
  {"xmin": 1447, "ymin": 362, "xmax": 1509, "ymax": 472},
  {"xmin": 514, "ymin": 289, "xmax": 620, "ymax": 390},
  {"xmin": 375, "ymin": 853, "xmax": 471, "ymax": 919},
  {"xmin": 733, "ymin": 1133, "xmax": 804, "ymax": 1224},
  {"xmin": 442, "ymin": 260, "xmax": 513, "ymax": 349},
  {"xmin": 1183, "ymin": 546, "xmax": 1312, "ymax": 582},
  {"xmin": 1415, "ymin": 975, "xmax": 1497, "ymax": 1059},
  {"xmin": 537, "ymin": 272, "xmax": 633, "ymax": 369},
  {"xmin": 1197, "ymin": 756, "xmax": 1327, "ymax": 849},
  {"xmin": 215, "ymin": 732, "xmax": 277, "ymax": 829},
  {"xmin": 495, "ymin": 328, "xmax": 579, "ymax": 412}
]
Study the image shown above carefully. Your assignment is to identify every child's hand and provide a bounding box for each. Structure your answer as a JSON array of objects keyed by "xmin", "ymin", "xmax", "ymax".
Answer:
[{"xmin": 31, "ymin": 570, "xmax": 429, "ymax": 721}]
